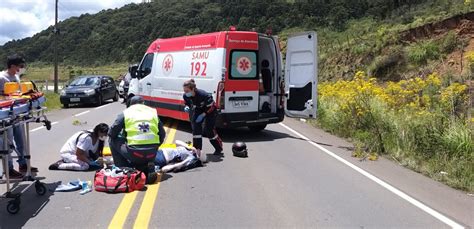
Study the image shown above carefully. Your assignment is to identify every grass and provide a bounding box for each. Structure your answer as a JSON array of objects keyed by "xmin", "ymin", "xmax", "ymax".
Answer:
[
  {"xmin": 25, "ymin": 62, "xmax": 128, "ymax": 81},
  {"xmin": 43, "ymin": 92, "xmax": 62, "ymax": 111}
]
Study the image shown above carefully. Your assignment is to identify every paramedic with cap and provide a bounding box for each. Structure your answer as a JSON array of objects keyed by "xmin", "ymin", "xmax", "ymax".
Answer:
[
  {"xmin": 108, "ymin": 96, "xmax": 166, "ymax": 181},
  {"xmin": 182, "ymin": 79, "xmax": 223, "ymax": 155},
  {"xmin": 0, "ymin": 54, "xmax": 37, "ymax": 179}
]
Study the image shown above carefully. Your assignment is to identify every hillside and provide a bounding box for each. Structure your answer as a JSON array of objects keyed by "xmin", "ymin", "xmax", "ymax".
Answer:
[{"xmin": 1, "ymin": 0, "xmax": 473, "ymax": 82}]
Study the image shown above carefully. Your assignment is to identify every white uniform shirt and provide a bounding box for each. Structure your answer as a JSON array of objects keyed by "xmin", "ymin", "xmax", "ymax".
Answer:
[{"xmin": 60, "ymin": 131, "xmax": 99, "ymax": 156}]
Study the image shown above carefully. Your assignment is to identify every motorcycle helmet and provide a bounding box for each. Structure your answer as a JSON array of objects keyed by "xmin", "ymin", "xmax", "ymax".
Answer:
[{"xmin": 232, "ymin": 142, "xmax": 248, "ymax": 158}]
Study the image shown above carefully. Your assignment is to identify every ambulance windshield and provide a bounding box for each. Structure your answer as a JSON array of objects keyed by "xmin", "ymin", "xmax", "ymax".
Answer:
[{"xmin": 139, "ymin": 53, "xmax": 154, "ymax": 77}]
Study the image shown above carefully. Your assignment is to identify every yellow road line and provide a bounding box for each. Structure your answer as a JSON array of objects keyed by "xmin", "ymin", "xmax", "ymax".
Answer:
[
  {"xmin": 108, "ymin": 121, "xmax": 172, "ymax": 229},
  {"xmin": 108, "ymin": 191, "xmax": 139, "ymax": 229},
  {"xmin": 133, "ymin": 121, "xmax": 178, "ymax": 229}
]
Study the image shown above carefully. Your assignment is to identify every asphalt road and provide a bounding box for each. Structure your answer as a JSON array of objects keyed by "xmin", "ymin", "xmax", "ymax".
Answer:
[{"xmin": 0, "ymin": 101, "xmax": 472, "ymax": 228}]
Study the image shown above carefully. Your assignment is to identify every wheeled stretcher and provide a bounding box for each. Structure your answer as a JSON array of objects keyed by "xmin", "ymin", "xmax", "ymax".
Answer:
[{"xmin": 0, "ymin": 89, "xmax": 51, "ymax": 214}]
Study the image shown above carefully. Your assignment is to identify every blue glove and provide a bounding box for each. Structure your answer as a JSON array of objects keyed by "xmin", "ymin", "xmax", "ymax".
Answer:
[
  {"xmin": 184, "ymin": 106, "xmax": 190, "ymax": 113},
  {"xmin": 88, "ymin": 161, "xmax": 101, "ymax": 169},
  {"xmin": 195, "ymin": 113, "xmax": 206, "ymax": 123}
]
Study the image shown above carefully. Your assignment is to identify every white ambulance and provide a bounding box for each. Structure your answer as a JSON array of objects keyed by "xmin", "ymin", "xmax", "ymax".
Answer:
[{"xmin": 128, "ymin": 29, "xmax": 317, "ymax": 131}]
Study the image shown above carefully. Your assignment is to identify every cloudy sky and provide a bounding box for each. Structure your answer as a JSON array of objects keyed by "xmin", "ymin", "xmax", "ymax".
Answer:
[{"xmin": 0, "ymin": 0, "xmax": 142, "ymax": 45}]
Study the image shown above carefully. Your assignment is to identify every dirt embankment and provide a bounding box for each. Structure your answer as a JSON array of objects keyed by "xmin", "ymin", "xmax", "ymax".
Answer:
[{"xmin": 400, "ymin": 12, "xmax": 474, "ymax": 42}]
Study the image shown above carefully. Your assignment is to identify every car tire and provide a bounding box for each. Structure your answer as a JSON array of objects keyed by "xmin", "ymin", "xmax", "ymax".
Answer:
[
  {"xmin": 113, "ymin": 91, "xmax": 119, "ymax": 102},
  {"xmin": 62, "ymin": 103, "xmax": 69, "ymax": 109},
  {"xmin": 96, "ymin": 94, "xmax": 103, "ymax": 107},
  {"xmin": 248, "ymin": 124, "xmax": 267, "ymax": 132}
]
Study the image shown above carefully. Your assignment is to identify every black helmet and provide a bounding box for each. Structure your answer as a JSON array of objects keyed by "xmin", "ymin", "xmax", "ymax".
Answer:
[{"xmin": 232, "ymin": 142, "xmax": 248, "ymax": 158}]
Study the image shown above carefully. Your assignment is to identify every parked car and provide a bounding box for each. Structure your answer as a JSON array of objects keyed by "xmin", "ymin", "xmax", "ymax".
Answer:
[
  {"xmin": 118, "ymin": 79, "xmax": 125, "ymax": 98},
  {"xmin": 118, "ymin": 72, "xmax": 131, "ymax": 98},
  {"xmin": 60, "ymin": 75, "xmax": 119, "ymax": 108}
]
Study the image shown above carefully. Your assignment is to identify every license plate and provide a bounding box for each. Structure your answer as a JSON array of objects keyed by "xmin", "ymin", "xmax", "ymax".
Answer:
[
  {"xmin": 70, "ymin": 98, "xmax": 80, "ymax": 102},
  {"xmin": 232, "ymin": 100, "xmax": 249, "ymax": 108}
]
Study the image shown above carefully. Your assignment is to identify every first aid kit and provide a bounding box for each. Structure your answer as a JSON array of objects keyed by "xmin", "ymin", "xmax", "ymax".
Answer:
[{"xmin": 94, "ymin": 167, "xmax": 146, "ymax": 193}]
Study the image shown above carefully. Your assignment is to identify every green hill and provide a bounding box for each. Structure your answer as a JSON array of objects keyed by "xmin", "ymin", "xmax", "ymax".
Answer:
[{"xmin": 1, "ymin": 0, "xmax": 472, "ymax": 80}]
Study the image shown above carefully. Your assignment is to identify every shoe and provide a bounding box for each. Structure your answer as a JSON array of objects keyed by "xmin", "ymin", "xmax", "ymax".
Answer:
[
  {"xmin": 213, "ymin": 150, "xmax": 223, "ymax": 155},
  {"xmin": 49, "ymin": 160, "xmax": 63, "ymax": 170},
  {"xmin": 19, "ymin": 165, "xmax": 39, "ymax": 173},
  {"xmin": 9, "ymin": 169, "xmax": 24, "ymax": 179}
]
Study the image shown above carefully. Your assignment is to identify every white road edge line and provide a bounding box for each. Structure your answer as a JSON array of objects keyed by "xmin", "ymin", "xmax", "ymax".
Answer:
[
  {"xmin": 94, "ymin": 103, "xmax": 112, "ymax": 110},
  {"xmin": 279, "ymin": 123, "xmax": 464, "ymax": 229},
  {"xmin": 29, "ymin": 121, "xmax": 58, "ymax": 133},
  {"xmin": 74, "ymin": 110, "xmax": 90, "ymax": 117}
]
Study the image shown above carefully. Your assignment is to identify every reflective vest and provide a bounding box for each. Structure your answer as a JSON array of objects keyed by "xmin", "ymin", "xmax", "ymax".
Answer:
[{"xmin": 124, "ymin": 104, "xmax": 160, "ymax": 146}]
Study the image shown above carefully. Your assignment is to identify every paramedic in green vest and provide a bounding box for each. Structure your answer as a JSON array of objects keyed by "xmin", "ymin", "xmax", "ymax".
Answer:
[{"xmin": 108, "ymin": 96, "xmax": 166, "ymax": 182}]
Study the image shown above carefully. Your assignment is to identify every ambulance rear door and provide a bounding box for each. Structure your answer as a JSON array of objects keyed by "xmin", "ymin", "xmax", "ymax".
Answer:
[{"xmin": 284, "ymin": 31, "xmax": 318, "ymax": 118}]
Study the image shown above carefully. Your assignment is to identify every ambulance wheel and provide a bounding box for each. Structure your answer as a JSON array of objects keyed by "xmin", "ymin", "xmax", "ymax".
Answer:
[
  {"xmin": 35, "ymin": 182, "xmax": 47, "ymax": 196},
  {"xmin": 7, "ymin": 200, "xmax": 20, "ymax": 214},
  {"xmin": 248, "ymin": 124, "xmax": 266, "ymax": 132},
  {"xmin": 113, "ymin": 91, "xmax": 119, "ymax": 102}
]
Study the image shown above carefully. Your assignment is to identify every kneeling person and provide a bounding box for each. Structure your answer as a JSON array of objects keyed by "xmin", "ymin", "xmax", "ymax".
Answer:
[
  {"xmin": 50, "ymin": 123, "xmax": 109, "ymax": 171},
  {"xmin": 109, "ymin": 96, "xmax": 166, "ymax": 182}
]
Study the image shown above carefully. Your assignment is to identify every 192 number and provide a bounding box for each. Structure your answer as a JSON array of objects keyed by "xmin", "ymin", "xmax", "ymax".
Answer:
[{"xmin": 191, "ymin": 62, "xmax": 207, "ymax": 76}]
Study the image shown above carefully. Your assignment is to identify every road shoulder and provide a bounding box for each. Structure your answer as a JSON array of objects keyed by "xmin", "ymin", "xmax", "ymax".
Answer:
[{"xmin": 282, "ymin": 117, "xmax": 474, "ymax": 228}]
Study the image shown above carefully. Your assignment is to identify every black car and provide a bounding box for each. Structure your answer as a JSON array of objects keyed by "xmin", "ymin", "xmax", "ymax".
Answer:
[{"xmin": 60, "ymin": 75, "xmax": 119, "ymax": 108}]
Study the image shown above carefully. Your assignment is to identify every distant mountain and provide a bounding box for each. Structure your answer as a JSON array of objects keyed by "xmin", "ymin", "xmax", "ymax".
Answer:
[{"xmin": 0, "ymin": 0, "xmax": 431, "ymax": 66}]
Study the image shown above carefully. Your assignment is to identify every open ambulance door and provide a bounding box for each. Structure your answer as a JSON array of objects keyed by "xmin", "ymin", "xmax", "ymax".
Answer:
[{"xmin": 284, "ymin": 31, "xmax": 318, "ymax": 118}]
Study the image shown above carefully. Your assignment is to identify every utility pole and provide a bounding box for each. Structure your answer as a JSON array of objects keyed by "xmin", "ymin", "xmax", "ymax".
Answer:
[{"xmin": 53, "ymin": 0, "xmax": 59, "ymax": 93}]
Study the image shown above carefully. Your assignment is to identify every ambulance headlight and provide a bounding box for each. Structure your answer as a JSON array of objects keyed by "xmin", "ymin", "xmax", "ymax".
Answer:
[{"xmin": 84, "ymin": 89, "xmax": 96, "ymax": 95}]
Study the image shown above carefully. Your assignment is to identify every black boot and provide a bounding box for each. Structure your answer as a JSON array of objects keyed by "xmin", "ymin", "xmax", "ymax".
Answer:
[
  {"xmin": 210, "ymin": 138, "xmax": 223, "ymax": 155},
  {"xmin": 146, "ymin": 162, "xmax": 158, "ymax": 184}
]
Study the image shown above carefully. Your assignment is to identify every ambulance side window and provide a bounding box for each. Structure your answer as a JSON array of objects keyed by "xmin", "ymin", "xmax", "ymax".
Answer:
[
  {"xmin": 230, "ymin": 51, "xmax": 258, "ymax": 79},
  {"xmin": 139, "ymin": 53, "xmax": 154, "ymax": 77}
]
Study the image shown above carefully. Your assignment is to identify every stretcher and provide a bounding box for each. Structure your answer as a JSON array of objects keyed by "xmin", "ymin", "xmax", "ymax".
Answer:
[{"xmin": 0, "ymin": 88, "xmax": 51, "ymax": 214}]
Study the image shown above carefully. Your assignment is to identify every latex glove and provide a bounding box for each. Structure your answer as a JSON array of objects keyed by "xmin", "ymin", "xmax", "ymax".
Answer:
[
  {"xmin": 195, "ymin": 113, "xmax": 206, "ymax": 123},
  {"xmin": 88, "ymin": 161, "xmax": 101, "ymax": 169},
  {"xmin": 184, "ymin": 106, "xmax": 190, "ymax": 113}
]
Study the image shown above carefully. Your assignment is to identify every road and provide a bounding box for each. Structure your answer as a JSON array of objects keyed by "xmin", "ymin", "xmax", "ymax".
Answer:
[{"xmin": 0, "ymin": 101, "xmax": 472, "ymax": 228}]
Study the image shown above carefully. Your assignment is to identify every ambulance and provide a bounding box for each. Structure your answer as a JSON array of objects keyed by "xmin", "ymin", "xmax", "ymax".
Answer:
[{"xmin": 128, "ymin": 29, "xmax": 317, "ymax": 131}]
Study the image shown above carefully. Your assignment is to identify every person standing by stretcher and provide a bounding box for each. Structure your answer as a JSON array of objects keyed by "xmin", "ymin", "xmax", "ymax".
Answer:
[
  {"xmin": 182, "ymin": 79, "xmax": 223, "ymax": 156},
  {"xmin": 0, "ymin": 54, "xmax": 38, "ymax": 179}
]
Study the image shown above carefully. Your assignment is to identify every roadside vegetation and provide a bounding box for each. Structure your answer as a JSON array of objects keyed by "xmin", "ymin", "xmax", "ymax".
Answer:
[
  {"xmin": 43, "ymin": 92, "xmax": 62, "ymax": 111},
  {"xmin": 316, "ymin": 69, "xmax": 472, "ymax": 191}
]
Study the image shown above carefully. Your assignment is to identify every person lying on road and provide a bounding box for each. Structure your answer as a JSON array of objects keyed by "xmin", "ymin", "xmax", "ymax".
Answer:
[
  {"xmin": 155, "ymin": 141, "xmax": 204, "ymax": 173},
  {"xmin": 49, "ymin": 123, "xmax": 109, "ymax": 171}
]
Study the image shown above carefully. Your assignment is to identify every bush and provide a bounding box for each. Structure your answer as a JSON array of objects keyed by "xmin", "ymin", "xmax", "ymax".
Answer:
[
  {"xmin": 317, "ymin": 71, "xmax": 473, "ymax": 191},
  {"xmin": 407, "ymin": 40, "xmax": 441, "ymax": 65},
  {"xmin": 368, "ymin": 46, "xmax": 404, "ymax": 78},
  {"xmin": 440, "ymin": 31, "xmax": 458, "ymax": 54}
]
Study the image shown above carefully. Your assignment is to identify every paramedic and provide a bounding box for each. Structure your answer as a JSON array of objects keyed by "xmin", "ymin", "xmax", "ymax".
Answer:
[
  {"xmin": 182, "ymin": 79, "xmax": 223, "ymax": 155},
  {"xmin": 0, "ymin": 54, "xmax": 37, "ymax": 178},
  {"xmin": 108, "ymin": 96, "xmax": 166, "ymax": 181},
  {"xmin": 49, "ymin": 123, "xmax": 109, "ymax": 171}
]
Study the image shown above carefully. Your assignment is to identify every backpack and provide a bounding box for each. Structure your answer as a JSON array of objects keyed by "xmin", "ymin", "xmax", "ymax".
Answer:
[{"xmin": 94, "ymin": 167, "xmax": 146, "ymax": 193}]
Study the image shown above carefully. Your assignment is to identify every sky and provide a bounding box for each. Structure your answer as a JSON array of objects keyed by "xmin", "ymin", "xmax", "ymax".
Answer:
[{"xmin": 0, "ymin": 0, "xmax": 142, "ymax": 45}]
